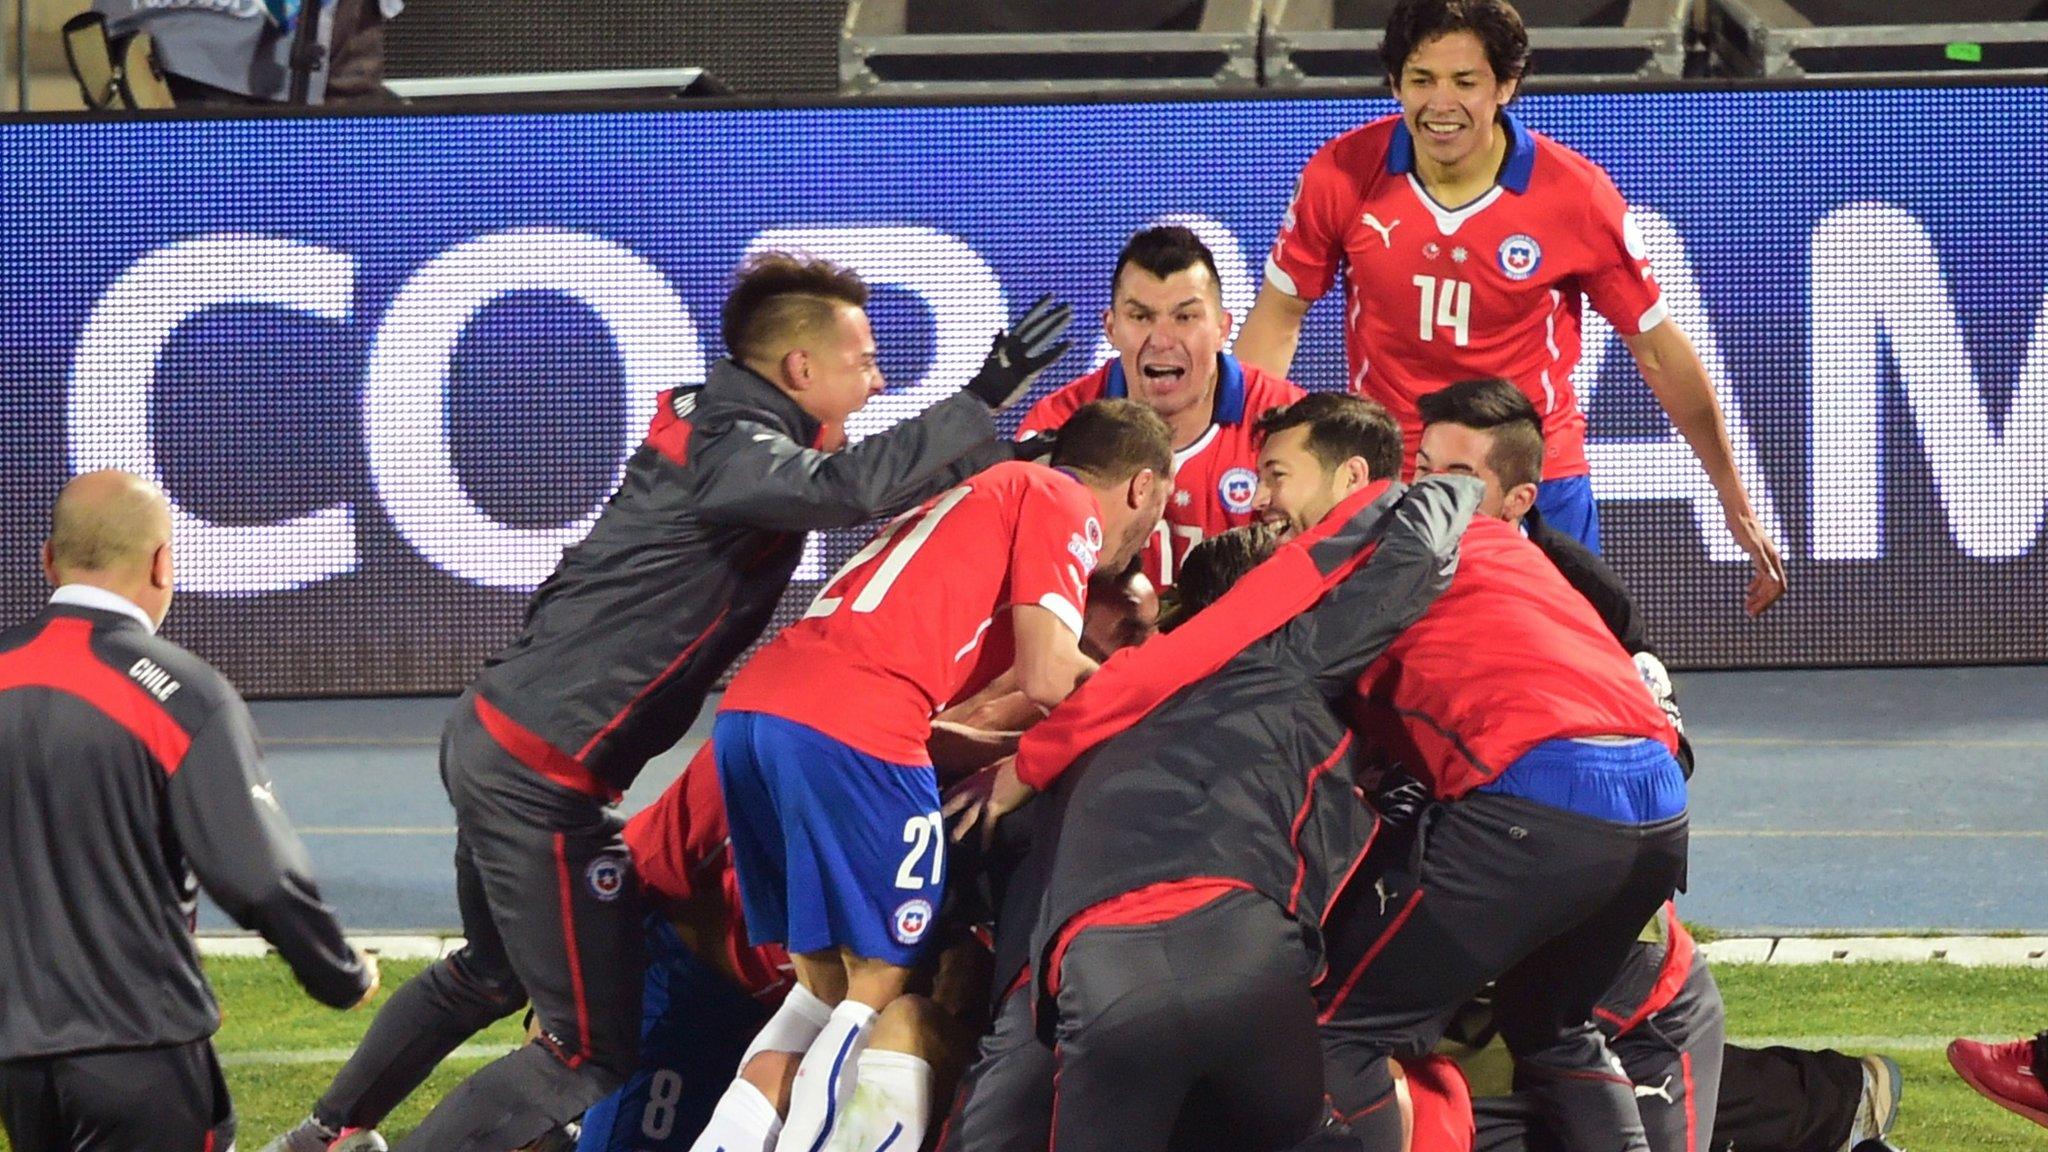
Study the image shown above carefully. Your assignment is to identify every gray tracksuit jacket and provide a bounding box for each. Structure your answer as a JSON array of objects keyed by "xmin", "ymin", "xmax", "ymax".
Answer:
[
  {"xmin": 0, "ymin": 600, "xmax": 370, "ymax": 1060},
  {"xmin": 472, "ymin": 358, "xmax": 1012, "ymax": 797}
]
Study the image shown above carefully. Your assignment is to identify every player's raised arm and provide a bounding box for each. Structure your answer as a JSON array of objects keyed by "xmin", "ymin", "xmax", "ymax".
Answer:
[{"xmin": 692, "ymin": 294, "xmax": 1073, "ymax": 531}]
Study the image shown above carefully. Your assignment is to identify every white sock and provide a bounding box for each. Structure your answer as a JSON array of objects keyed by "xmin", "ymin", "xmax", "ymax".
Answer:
[
  {"xmin": 686, "ymin": 1078, "xmax": 784, "ymax": 1152},
  {"xmin": 823, "ymin": 1049, "xmax": 934, "ymax": 1152},
  {"xmin": 742, "ymin": 982, "xmax": 835, "ymax": 1071},
  {"xmin": 774, "ymin": 1000, "xmax": 879, "ymax": 1152}
]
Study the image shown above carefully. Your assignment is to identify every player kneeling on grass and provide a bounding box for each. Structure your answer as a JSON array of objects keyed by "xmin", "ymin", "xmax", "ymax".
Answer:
[{"xmin": 693, "ymin": 399, "xmax": 1174, "ymax": 1152}]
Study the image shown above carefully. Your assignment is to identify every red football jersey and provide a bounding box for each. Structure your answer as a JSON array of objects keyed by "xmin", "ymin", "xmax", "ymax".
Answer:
[
  {"xmin": 1353, "ymin": 516, "xmax": 1676, "ymax": 800},
  {"xmin": 721, "ymin": 460, "xmax": 1102, "ymax": 765},
  {"xmin": 624, "ymin": 742, "xmax": 794, "ymax": 1004},
  {"xmin": 1020, "ymin": 354, "xmax": 1305, "ymax": 587},
  {"xmin": 1265, "ymin": 113, "xmax": 1666, "ymax": 480}
]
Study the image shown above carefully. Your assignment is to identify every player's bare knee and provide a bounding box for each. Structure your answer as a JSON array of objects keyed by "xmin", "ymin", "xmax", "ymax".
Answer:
[
  {"xmin": 841, "ymin": 955, "xmax": 913, "ymax": 1012},
  {"xmin": 740, "ymin": 1049, "xmax": 803, "ymax": 1114},
  {"xmin": 869, "ymin": 993, "xmax": 947, "ymax": 1056},
  {"xmin": 791, "ymin": 949, "xmax": 851, "ymax": 1007}
]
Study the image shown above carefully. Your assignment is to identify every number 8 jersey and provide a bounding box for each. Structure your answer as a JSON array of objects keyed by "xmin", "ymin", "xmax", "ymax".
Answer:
[
  {"xmin": 1264, "ymin": 112, "xmax": 1666, "ymax": 483},
  {"xmin": 720, "ymin": 460, "xmax": 1101, "ymax": 766}
]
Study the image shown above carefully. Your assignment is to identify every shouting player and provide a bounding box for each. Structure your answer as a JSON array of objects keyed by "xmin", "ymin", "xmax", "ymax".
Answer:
[
  {"xmin": 263, "ymin": 253, "xmax": 1073, "ymax": 1152},
  {"xmin": 1232, "ymin": 0, "xmax": 1783, "ymax": 613},
  {"xmin": 695, "ymin": 399, "xmax": 1174, "ymax": 1152},
  {"xmin": 1020, "ymin": 225, "xmax": 1305, "ymax": 587}
]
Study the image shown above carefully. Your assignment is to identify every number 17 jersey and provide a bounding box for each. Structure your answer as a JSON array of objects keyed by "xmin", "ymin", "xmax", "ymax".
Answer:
[
  {"xmin": 719, "ymin": 460, "xmax": 1102, "ymax": 766},
  {"xmin": 1264, "ymin": 112, "xmax": 1667, "ymax": 482}
]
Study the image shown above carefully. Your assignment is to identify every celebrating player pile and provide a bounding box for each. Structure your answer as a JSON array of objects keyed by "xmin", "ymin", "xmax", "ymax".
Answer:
[{"xmin": 4, "ymin": 1, "xmax": 1954, "ymax": 1151}]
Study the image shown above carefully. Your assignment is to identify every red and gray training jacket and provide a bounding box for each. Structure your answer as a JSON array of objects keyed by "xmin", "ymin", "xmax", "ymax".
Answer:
[
  {"xmin": 471, "ymin": 358, "xmax": 1013, "ymax": 800},
  {"xmin": 0, "ymin": 604, "xmax": 371, "ymax": 1061},
  {"xmin": 1012, "ymin": 477, "xmax": 1481, "ymax": 1016}
]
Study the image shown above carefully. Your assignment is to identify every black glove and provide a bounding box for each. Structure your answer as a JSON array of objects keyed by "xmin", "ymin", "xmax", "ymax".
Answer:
[
  {"xmin": 1367, "ymin": 766, "xmax": 1431, "ymax": 833},
  {"xmin": 1010, "ymin": 430, "xmax": 1059, "ymax": 463},
  {"xmin": 964, "ymin": 295, "xmax": 1074, "ymax": 410}
]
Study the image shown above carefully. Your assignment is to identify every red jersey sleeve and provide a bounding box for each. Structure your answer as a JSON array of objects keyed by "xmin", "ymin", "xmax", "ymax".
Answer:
[
  {"xmin": 1016, "ymin": 369, "xmax": 1105, "ymax": 439},
  {"xmin": 1007, "ymin": 474, "xmax": 1100, "ymax": 639},
  {"xmin": 1576, "ymin": 169, "xmax": 1667, "ymax": 337},
  {"xmin": 1265, "ymin": 140, "xmax": 1357, "ymax": 304}
]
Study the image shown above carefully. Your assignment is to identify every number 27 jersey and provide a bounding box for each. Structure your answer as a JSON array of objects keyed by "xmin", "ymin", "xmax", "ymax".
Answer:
[
  {"xmin": 720, "ymin": 460, "xmax": 1102, "ymax": 765},
  {"xmin": 1265, "ymin": 113, "xmax": 1666, "ymax": 481}
]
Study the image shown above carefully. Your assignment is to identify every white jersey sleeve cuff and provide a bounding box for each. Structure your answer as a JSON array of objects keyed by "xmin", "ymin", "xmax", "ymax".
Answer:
[
  {"xmin": 1264, "ymin": 254, "xmax": 1305, "ymax": 300},
  {"xmin": 1637, "ymin": 299, "xmax": 1670, "ymax": 334},
  {"xmin": 1037, "ymin": 593, "xmax": 1085, "ymax": 639}
]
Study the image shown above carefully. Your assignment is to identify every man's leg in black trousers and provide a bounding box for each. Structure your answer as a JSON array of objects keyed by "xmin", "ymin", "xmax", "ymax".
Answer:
[
  {"xmin": 1712, "ymin": 1043, "xmax": 1866, "ymax": 1152},
  {"xmin": 313, "ymin": 720, "xmax": 529, "ymax": 1130},
  {"xmin": 1317, "ymin": 798, "xmax": 1683, "ymax": 1152},
  {"xmin": 1608, "ymin": 958, "xmax": 1725, "ymax": 1152},
  {"xmin": 391, "ymin": 740, "xmax": 644, "ymax": 1151},
  {"xmin": 938, "ymin": 985, "xmax": 1056, "ymax": 1152},
  {"xmin": 1052, "ymin": 894, "xmax": 1323, "ymax": 1152},
  {"xmin": 1494, "ymin": 808, "xmax": 1687, "ymax": 1152}
]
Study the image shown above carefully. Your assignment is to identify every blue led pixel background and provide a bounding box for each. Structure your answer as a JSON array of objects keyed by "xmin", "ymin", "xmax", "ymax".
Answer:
[{"xmin": 2, "ymin": 88, "xmax": 2043, "ymax": 694}]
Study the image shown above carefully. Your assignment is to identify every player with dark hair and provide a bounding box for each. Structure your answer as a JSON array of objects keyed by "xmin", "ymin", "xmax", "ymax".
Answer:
[
  {"xmin": 1236, "ymin": 399, "xmax": 1687, "ymax": 1152},
  {"xmin": 263, "ymin": 253, "xmax": 1074, "ymax": 1152},
  {"xmin": 0, "ymin": 472, "xmax": 377, "ymax": 1152},
  {"xmin": 1234, "ymin": 0, "xmax": 1784, "ymax": 615},
  {"xmin": 692, "ymin": 398, "xmax": 1173, "ymax": 1152},
  {"xmin": 1021, "ymin": 224, "xmax": 1305, "ymax": 586},
  {"xmin": 1251, "ymin": 393, "xmax": 1407, "ymax": 540},
  {"xmin": 569, "ymin": 570, "xmax": 1160, "ymax": 1152},
  {"xmin": 982, "ymin": 467, "xmax": 1479, "ymax": 1152},
  {"xmin": 1411, "ymin": 379, "xmax": 1903, "ymax": 1152}
]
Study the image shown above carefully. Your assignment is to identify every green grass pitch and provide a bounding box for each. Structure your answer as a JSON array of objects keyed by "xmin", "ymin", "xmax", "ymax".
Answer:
[{"xmin": 2, "ymin": 958, "xmax": 2042, "ymax": 1149}]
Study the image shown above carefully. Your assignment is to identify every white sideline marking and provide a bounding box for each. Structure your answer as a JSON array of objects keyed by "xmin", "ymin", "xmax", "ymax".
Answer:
[
  {"xmin": 221, "ymin": 1044, "xmax": 508, "ymax": 1067},
  {"xmin": 298, "ymin": 826, "xmax": 456, "ymax": 835},
  {"xmin": 1692, "ymin": 829, "xmax": 2048, "ymax": 839},
  {"xmin": 1729, "ymin": 1035, "xmax": 1977, "ymax": 1051}
]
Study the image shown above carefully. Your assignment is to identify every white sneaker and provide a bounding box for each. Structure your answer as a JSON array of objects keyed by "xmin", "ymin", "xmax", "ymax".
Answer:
[
  {"xmin": 1843, "ymin": 1055, "xmax": 1903, "ymax": 1150},
  {"xmin": 258, "ymin": 1118, "xmax": 388, "ymax": 1152}
]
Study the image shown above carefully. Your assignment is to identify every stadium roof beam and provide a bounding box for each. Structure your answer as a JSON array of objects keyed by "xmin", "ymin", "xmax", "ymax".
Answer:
[
  {"xmin": 1264, "ymin": 0, "xmax": 1691, "ymax": 90},
  {"xmin": 1706, "ymin": 0, "xmax": 2048, "ymax": 78},
  {"xmin": 840, "ymin": 0, "xmax": 1263, "ymax": 96}
]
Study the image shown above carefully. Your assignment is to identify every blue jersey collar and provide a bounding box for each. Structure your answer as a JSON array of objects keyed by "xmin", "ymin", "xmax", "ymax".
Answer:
[
  {"xmin": 1104, "ymin": 352, "xmax": 1247, "ymax": 425},
  {"xmin": 1388, "ymin": 111, "xmax": 1535, "ymax": 194}
]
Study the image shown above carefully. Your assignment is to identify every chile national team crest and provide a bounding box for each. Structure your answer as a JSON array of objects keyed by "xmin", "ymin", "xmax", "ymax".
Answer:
[
  {"xmin": 586, "ymin": 854, "xmax": 628, "ymax": 902},
  {"xmin": 1497, "ymin": 234, "xmax": 1543, "ymax": 281},
  {"xmin": 1218, "ymin": 467, "xmax": 1258, "ymax": 515},
  {"xmin": 891, "ymin": 898, "xmax": 934, "ymax": 945}
]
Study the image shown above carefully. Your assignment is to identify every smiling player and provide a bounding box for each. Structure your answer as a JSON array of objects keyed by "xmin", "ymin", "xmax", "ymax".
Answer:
[{"xmin": 1233, "ymin": 0, "xmax": 1783, "ymax": 614}]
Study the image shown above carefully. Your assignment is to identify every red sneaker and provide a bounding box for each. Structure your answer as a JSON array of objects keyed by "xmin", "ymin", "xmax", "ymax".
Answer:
[{"xmin": 1948, "ymin": 1034, "xmax": 2048, "ymax": 1129}]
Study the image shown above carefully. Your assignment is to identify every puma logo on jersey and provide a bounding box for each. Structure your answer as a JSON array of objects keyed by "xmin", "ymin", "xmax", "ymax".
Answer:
[
  {"xmin": 1375, "ymin": 877, "xmax": 1396, "ymax": 916},
  {"xmin": 1634, "ymin": 1075, "xmax": 1676, "ymax": 1104},
  {"xmin": 1361, "ymin": 213, "xmax": 1400, "ymax": 248},
  {"xmin": 127, "ymin": 657, "xmax": 180, "ymax": 703}
]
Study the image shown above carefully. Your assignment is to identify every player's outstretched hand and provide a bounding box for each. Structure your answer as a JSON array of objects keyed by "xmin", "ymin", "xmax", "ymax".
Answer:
[
  {"xmin": 351, "ymin": 947, "xmax": 381, "ymax": 1009},
  {"xmin": 942, "ymin": 755, "xmax": 1036, "ymax": 850},
  {"xmin": 964, "ymin": 296, "xmax": 1074, "ymax": 410},
  {"xmin": 1728, "ymin": 509, "xmax": 1786, "ymax": 615}
]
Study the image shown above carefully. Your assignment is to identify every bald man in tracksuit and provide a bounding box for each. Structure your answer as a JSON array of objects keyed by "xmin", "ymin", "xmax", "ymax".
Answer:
[
  {"xmin": 271, "ymin": 260, "xmax": 1071, "ymax": 1152},
  {"xmin": 0, "ymin": 471, "xmax": 374, "ymax": 1152}
]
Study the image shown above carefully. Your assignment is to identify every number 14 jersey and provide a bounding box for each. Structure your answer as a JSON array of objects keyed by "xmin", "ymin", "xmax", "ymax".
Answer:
[
  {"xmin": 720, "ymin": 460, "xmax": 1101, "ymax": 765},
  {"xmin": 1264, "ymin": 112, "xmax": 1666, "ymax": 482}
]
